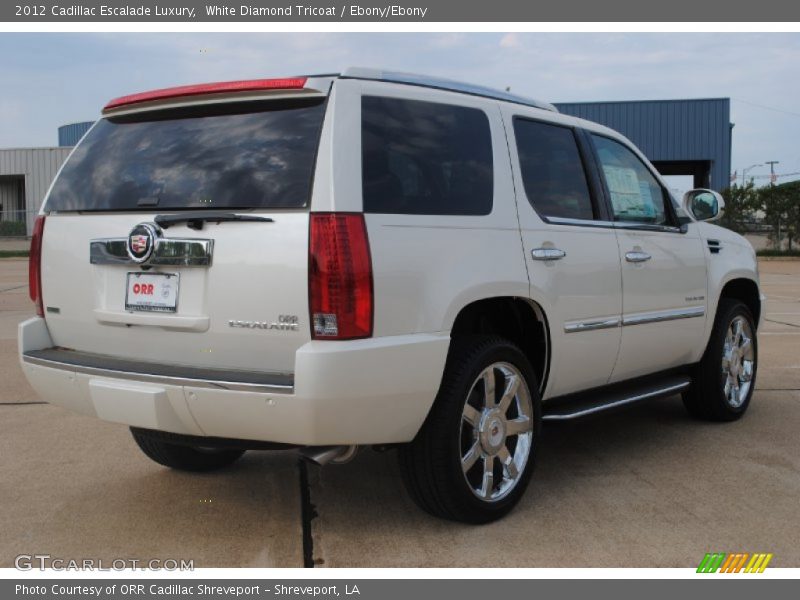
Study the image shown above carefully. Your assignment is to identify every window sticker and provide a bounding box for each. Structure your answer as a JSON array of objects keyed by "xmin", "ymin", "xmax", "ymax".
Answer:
[
  {"xmin": 637, "ymin": 180, "xmax": 656, "ymax": 217},
  {"xmin": 603, "ymin": 165, "xmax": 652, "ymax": 218},
  {"xmin": 604, "ymin": 165, "xmax": 640, "ymax": 196}
]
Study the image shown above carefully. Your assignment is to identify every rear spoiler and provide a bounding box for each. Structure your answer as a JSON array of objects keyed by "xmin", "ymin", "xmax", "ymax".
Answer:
[{"xmin": 102, "ymin": 76, "xmax": 334, "ymax": 115}]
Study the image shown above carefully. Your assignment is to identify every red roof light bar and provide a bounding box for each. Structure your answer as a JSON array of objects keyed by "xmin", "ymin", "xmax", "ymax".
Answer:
[{"xmin": 104, "ymin": 77, "xmax": 308, "ymax": 111}]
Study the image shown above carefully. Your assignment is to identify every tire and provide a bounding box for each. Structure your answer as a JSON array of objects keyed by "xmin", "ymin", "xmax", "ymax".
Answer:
[
  {"xmin": 398, "ymin": 335, "xmax": 541, "ymax": 524},
  {"xmin": 682, "ymin": 299, "xmax": 758, "ymax": 421},
  {"xmin": 130, "ymin": 428, "xmax": 245, "ymax": 472}
]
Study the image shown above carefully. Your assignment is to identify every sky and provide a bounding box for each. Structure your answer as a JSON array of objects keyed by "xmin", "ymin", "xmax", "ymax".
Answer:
[{"xmin": 1, "ymin": 32, "xmax": 800, "ymax": 189}]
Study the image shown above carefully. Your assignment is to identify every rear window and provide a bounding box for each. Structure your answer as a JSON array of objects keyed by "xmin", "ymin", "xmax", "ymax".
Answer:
[
  {"xmin": 361, "ymin": 96, "xmax": 493, "ymax": 215},
  {"xmin": 45, "ymin": 98, "xmax": 326, "ymax": 212}
]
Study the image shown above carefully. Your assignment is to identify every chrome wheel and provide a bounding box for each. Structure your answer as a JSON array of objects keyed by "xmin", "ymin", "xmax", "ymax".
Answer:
[
  {"xmin": 721, "ymin": 315, "xmax": 755, "ymax": 408},
  {"xmin": 460, "ymin": 362, "xmax": 533, "ymax": 503}
]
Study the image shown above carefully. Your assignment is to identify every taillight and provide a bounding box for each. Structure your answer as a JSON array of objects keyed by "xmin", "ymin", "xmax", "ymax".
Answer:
[
  {"xmin": 29, "ymin": 215, "xmax": 45, "ymax": 318},
  {"xmin": 309, "ymin": 213, "xmax": 373, "ymax": 340}
]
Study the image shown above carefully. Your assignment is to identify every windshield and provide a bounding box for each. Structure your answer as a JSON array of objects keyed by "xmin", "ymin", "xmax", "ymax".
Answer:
[{"xmin": 46, "ymin": 98, "xmax": 326, "ymax": 212}]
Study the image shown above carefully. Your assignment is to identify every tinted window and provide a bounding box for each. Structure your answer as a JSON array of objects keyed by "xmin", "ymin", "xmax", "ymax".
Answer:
[
  {"xmin": 46, "ymin": 99, "xmax": 326, "ymax": 212},
  {"xmin": 361, "ymin": 96, "xmax": 493, "ymax": 215},
  {"xmin": 591, "ymin": 135, "xmax": 670, "ymax": 225},
  {"xmin": 514, "ymin": 119, "xmax": 594, "ymax": 220}
]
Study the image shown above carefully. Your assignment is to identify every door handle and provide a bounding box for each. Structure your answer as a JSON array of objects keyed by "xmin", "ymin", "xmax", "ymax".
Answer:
[
  {"xmin": 625, "ymin": 251, "xmax": 652, "ymax": 263},
  {"xmin": 531, "ymin": 247, "xmax": 566, "ymax": 261}
]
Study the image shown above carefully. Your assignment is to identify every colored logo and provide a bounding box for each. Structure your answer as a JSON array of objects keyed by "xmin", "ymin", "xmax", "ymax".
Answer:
[
  {"xmin": 130, "ymin": 235, "xmax": 149, "ymax": 254},
  {"xmin": 697, "ymin": 552, "xmax": 773, "ymax": 573},
  {"xmin": 126, "ymin": 223, "xmax": 159, "ymax": 263}
]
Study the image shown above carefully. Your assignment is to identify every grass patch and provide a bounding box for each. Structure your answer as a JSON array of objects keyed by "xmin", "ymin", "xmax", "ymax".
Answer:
[
  {"xmin": 0, "ymin": 222, "xmax": 26, "ymax": 236},
  {"xmin": 0, "ymin": 250, "xmax": 29, "ymax": 258},
  {"xmin": 757, "ymin": 249, "xmax": 800, "ymax": 257}
]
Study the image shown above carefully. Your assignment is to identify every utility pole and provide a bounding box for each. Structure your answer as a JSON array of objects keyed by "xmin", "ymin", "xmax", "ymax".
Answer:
[
  {"xmin": 765, "ymin": 160, "xmax": 781, "ymax": 249},
  {"xmin": 766, "ymin": 160, "xmax": 780, "ymax": 185}
]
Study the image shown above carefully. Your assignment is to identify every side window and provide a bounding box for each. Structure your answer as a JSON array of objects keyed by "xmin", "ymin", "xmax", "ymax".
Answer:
[
  {"xmin": 513, "ymin": 119, "xmax": 595, "ymax": 221},
  {"xmin": 591, "ymin": 135, "xmax": 671, "ymax": 226},
  {"xmin": 361, "ymin": 96, "xmax": 493, "ymax": 215}
]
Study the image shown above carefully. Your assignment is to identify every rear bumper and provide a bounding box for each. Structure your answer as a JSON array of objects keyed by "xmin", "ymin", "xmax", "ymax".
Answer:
[{"xmin": 18, "ymin": 317, "xmax": 449, "ymax": 445}]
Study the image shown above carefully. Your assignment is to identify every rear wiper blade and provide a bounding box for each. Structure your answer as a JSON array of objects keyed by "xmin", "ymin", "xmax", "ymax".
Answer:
[{"xmin": 154, "ymin": 212, "xmax": 274, "ymax": 231}]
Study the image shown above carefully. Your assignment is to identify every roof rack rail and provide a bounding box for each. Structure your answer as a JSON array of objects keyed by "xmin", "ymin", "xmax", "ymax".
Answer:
[{"xmin": 340, "ymin": 67, "xmax": 558, "ymax": 113}]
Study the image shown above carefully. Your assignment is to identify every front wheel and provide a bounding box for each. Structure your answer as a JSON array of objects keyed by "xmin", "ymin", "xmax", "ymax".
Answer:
[
  {"xmin": 399, "ymin": 336, "xmax": 541, "ymax": 523},
  {"xmin": 683, "ymin": 299, "xmax": 758, "ymax": 421}
]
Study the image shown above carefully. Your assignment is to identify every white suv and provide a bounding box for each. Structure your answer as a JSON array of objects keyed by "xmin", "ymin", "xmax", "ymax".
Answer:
[{"xmin": 20, "ymin": 69, "xmax": 763, "ymax": 523}]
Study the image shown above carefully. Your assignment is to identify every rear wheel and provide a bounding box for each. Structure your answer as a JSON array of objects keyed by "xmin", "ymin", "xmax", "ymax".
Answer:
[
  {"xmin": 683, "ymin": 299, "xmax": 757, "ymax": 421},
  {"xmin": 399, "ymin": 336, "xmax": 541, "ymax": 523},
  {"xmin": 130, "ymin": 428, "xmax": 245, "ymax": 472}
]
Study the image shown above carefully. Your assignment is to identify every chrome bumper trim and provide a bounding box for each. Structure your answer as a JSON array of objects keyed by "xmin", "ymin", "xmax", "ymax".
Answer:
[{"xmin": 22, "ymin": 352, "xmax": 293, "ymax": 394}]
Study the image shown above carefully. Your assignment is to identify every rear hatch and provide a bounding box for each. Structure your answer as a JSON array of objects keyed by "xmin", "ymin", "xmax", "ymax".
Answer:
[{"xmin": 39, "ymin": 84, "xmax": 329, "ymax": 375}]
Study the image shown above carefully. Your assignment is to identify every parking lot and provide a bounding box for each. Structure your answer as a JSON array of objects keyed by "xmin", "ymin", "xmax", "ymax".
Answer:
[{"xmin": 1, "ymin": 257, "xmax": 798, "ymax": 568}]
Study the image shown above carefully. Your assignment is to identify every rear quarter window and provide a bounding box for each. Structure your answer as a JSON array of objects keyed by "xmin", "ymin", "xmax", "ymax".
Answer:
[
  {"xmin": 513, "ymin": 118, "xmax": 595, "ymax": 221},
  {"xmin": 361, "ymin": 96, "xmax": 493, "ymax": 216}
]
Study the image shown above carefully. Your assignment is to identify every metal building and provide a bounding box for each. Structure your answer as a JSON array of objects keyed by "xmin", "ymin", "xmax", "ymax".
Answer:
[
  {"xmin": 555, "ymin": 98, "xmax": 732, "ymax": 192},
  {"xmin": 1, "ymin": 100, "xmax": 734, "ymax": 237},
  {"xmin": 58, "ymin": 121, "xmax": 94, "ymax": 147},
  {"xmin": 0, "ymin": 148, "xmax": 73, "ymax": 236}
]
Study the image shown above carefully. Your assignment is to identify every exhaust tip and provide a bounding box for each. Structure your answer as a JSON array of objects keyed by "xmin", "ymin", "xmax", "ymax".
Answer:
[{"xmin": 300, "ymin": 445, "xmax": 358, "ymax": 466}]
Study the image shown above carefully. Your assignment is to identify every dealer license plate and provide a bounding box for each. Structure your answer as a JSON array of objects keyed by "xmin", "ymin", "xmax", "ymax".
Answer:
[{"xmin": 125, "ymin": 272, "xmax": 179, "ymax": 312}]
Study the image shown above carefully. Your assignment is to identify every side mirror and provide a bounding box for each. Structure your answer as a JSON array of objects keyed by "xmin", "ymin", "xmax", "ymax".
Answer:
[{"xmin": 682, "ymin": 189, "xmax": 725, "ymax": 222}]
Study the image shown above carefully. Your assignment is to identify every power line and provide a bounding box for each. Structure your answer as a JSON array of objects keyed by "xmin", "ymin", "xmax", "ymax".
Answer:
[
  {"xmin": 749, "ymin": 171, "xmax": 800, "ymax": 179},
  {"xmin": 732, "ymin": 97, "xmax": 800, "ymax": 119}
]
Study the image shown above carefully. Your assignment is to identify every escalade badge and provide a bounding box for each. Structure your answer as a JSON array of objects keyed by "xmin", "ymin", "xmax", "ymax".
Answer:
[
  {"xmin": 229, "ymin": 315, "xmax": 299, "ymax": 331},
  {"xmin": 126, "ymin": 223, "xmax": 160, "ymax": 264}
]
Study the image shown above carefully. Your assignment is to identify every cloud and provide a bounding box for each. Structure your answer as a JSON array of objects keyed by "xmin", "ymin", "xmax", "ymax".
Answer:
[
  {"xmin": 499, "ymin": 33, "xmax": 520, "ymax": 48},
  {"xmin": 0, "ymin": 33, "xmax": 799, "ymax": 182},
  {"xmin": 431, "ymin": 33, "xmax": 467, "ymax": 48}
]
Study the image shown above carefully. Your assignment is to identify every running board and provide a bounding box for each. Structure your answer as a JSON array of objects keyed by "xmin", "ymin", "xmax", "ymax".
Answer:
[{"xmin": 542, "ymin": 374, "xmax": 691, "ymax": 421}]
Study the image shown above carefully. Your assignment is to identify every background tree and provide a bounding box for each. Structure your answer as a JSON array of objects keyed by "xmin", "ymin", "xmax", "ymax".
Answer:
[
  {"xmin": 758, "ymin": 181, "xmax": 800, "ymax": 251},
  {"xmin": 719, "ymin": 181, "xmax": 759, "ymax": 235}
]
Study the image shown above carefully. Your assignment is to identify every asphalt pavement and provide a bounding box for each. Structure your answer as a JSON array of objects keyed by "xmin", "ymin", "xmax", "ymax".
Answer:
[{"xmin": 1, "ymin": 258, "xmax": 798, "ymax": 568}]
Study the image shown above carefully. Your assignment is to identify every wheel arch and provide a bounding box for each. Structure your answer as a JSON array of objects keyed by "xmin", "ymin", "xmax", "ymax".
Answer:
[
  {"xmin": 719, "ymin": 277, "xmax": 762, "ymax": 328},
  {"xmin": 449, "ymin": 296, "xmax": 550, "ymax": 395}
]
